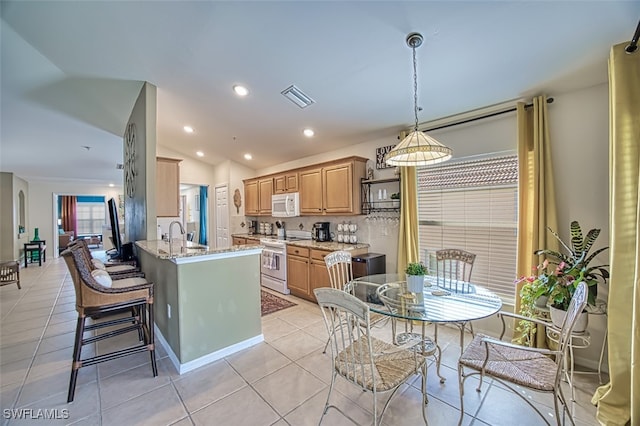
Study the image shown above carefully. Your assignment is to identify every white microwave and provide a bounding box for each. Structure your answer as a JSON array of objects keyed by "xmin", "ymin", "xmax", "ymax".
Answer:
[{"xmin": 271, "ymin": 192, "xmax": 300, "ymax": 217}]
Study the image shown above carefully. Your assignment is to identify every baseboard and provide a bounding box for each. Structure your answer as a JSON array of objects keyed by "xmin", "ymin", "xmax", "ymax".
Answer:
[{"xmin": 154, "ymin": 325, "xmax": 264, "ymax": 375}]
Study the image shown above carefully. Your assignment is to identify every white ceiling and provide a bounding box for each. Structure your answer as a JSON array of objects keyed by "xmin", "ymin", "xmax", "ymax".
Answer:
[{"xmin": 1, "ymin": 1, "xmax": 638, "ymax": 184}]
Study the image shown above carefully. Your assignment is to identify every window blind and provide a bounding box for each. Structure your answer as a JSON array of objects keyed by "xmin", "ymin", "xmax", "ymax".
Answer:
[
  {"xmin": 76, "ymin": 202, "xmax": 106, "ymax": 235},
  {"xmin": 417, "ymin": 155, "xmax": 518, "ymax": 301}
]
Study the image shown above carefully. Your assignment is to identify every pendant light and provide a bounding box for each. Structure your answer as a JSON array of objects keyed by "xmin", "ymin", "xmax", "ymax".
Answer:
[{"xmin": 385, "ymin": 33, "xmax": 452, "ymax": 166}]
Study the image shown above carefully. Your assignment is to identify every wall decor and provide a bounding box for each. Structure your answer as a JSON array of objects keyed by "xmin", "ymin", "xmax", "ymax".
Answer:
[
  {"xmin": 123, "ymin": 123, "xmax": 137, "ymax": 198},
  {"xmin": 233, "ymin": 188, "xmax": 242, "ymax": 213},
  {"xmin": 376, "ymin": 145, "xmax": 396, "ymax": 169}
]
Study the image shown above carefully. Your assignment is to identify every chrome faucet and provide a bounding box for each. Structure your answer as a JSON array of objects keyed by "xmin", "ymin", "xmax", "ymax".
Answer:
[{"xmin": 168, "ymin": 220, "xmax": 186, "ymax": 255}]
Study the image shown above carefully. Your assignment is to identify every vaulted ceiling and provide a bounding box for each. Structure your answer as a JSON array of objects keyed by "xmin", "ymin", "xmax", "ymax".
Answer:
[{"xmin": 1, "ymin": 1, "xmax": 638, "ymax": 184}]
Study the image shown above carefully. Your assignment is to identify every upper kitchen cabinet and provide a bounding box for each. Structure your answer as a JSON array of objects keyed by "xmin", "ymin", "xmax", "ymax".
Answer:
[
  {"xmin": 258, "ymin": 178, "xmax": 273, "ymax": 215},
  {"xmin": 244, "ymin": 180, "xmax": 259, "ymax": 215},
  {"xmin": 274, "ymin": 172, "xmax": 298, "ymax": 193},
  {"xmin": 299, "ymin": 168, "xmax": 323, "ymax": 214},
  {"xmin": 156, "ymin": 157, "xmax": 182, "ymax": 217},
  {"xmin": 243, "ymin": 177, "xmax": 273, "ymax": 216},
  {"xmin": 299, "ymin": 157, "xmax": 367, "ymax": 215}
]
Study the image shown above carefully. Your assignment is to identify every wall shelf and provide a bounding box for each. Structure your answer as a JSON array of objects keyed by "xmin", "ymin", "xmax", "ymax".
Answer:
[{"xmin": 361, "ymin": 177, "xmax": 400, "ymax": 215}]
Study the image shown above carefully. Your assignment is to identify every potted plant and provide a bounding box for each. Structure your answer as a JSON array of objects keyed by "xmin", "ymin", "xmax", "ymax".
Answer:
[
  {"xmin": 406, "ymin": 261, "xmax": 428, "ymax": 293},
  {"xmin": 390, "ymin": 192, "xmax": 400, "ymax": 208},
  {"xmin": 517, "ymin": 221, "xmax": 609, "ymax": 339}
]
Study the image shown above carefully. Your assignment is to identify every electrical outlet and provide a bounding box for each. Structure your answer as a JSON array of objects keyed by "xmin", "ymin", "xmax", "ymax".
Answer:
[{"xmin": 167, "ymin": 304, "xmax": 171, "ymax": 319}]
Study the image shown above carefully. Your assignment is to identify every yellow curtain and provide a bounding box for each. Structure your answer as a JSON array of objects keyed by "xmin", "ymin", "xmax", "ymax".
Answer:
[
  {"xmin": 514, "ymin": 95, "xmax": 559, "ymax": 347},
  {"xmin": 592, "ymin": 41, "xmax": 640, "ymax": 426},
  {"xmin": 397, "ymin": 165, "xmax": 419, "ymax": 276}
]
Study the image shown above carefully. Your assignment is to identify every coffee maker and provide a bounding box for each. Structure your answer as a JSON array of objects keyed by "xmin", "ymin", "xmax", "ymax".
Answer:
[
  {"xmin": 312, "ymin": 222, "xmax": 331, "ymax": 242},
  {"xmin": 248, "ymin": 220, "xmax": 258, "ymax": 235}
]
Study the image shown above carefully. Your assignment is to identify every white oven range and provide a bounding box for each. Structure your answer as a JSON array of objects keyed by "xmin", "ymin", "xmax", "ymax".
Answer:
[{"xmin": 260, "ymin": 238, "xmax": 289, "ymax": 294}]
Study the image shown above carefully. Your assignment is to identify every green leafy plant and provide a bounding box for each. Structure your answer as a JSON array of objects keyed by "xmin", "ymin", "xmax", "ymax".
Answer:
[
  {"xmin": 515, "ymin": 220, "xmax": 609, "ymax": 345},
  {"xmin": 534, "ymin": 220, "xmax": 609, "ymax": 309},
  {"xmin": 406, "ymin": 262, "xmax": 428, "ymax": 276},
  {"xmin": 390, "ymin": 192, "xmax": 400, "ymax": 200}
]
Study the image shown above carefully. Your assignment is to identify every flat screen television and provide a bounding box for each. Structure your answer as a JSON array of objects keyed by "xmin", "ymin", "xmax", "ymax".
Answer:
[{"xmin": 107, "ymin": 198, "xmax": 123, "ymax": 259}]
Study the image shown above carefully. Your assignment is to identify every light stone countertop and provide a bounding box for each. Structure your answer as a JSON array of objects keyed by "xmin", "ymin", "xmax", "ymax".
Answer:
[
  {"xmin": 232, "ymin": 233, "xmax": 369, "ymax": 251},
  {"xmin": 136, "ymin": 239, "xmax": 262, "ymax": 261}
]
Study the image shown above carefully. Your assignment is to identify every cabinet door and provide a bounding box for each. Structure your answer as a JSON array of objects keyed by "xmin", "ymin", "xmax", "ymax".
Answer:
[
  {"xmin": 258, "ymin": 178, "xmax": 273, "ymax": 214},
  {"xmin": 285, "ymin": 173, "xmax": 298, "ymax": 192},
  {"xmin": 244, "ymin": 180, "xmax": 259, "ymax": 215},
  {"xmin": 323, "ymin": 163, "xmax": 353, "ymax": 214},
  {"xmin": 156, "ymin": 157, "xmax": 181, "ymax": 217},
  {"xmin": 299, "ymin": 168, "xmax": 323, "ymax": 214},
  {"xmin": 274, "ymin": 175, "xmax": 287, "ymax": 193},
  {"xmin": 287, "ymin": 255, "xmax": 310, "ymax": 299},
  {"xmin": 310, "ymin": 259, "xmax": 332, "ymax": 302}
]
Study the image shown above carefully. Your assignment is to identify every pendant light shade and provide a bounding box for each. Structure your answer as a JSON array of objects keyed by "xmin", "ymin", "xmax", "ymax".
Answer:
[{"xmin": 385, "ymin": 33, "xmax": 452, "ymax": 167}]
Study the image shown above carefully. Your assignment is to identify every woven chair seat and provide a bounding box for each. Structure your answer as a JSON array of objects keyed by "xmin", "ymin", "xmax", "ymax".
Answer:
[
  {"xmin": 336, "ymin": 335, "xmax": 424, "ymax": 392},
  {"xmin": 459, "ymin": 333, "xmax": 557, "ymax": 391}
]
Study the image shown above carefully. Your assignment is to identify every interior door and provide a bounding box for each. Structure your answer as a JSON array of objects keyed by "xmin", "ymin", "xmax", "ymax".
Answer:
[{"xmin": 215, "ymin": 185, "xmax": 229, "ymax": 248}]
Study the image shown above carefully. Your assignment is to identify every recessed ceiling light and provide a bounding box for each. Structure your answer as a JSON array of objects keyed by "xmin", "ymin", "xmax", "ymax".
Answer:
[
  {"xmin": 184, "ymin": 126, "xmax": 194, "ymax": 133},
  {"xmin": 303, "ymin": 128, "xmax": 315, "ymax": 137},
  {"xmin": 233, "ymin": 85, "xmax": 249, "ymax": 97},
  {"xmin": 196, "ymin": 151, "xmax": 204, "ymax": 157},
  {"xmin": 108, "ymin": 183, "xmax": 114, "ymax": 187},
  {"xmin": 244, "ymin": 153, "xmax": 252, "ymax": 160}
]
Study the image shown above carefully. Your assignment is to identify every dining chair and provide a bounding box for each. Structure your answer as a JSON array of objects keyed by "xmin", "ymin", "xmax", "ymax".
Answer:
[
  {"xmin": 61, "ymin": 244, "xmax": 157, "ymax": 402},
  {"xmin": 434, "ymin": 248, "xmax": 477, "ymax": 350},
  {"xmin": 314, "ymin": 287, "xmax": 429, "ymax": 426},
  {"xmin": 457, "ymin": 282, "xmax": 588, "ymax": 426},
  {"xmin": 0, "ymin": 260, "xmax": 20, "ymax": 289},
  {"xmin": 323, "ymin": 250, "xmax": 386, "ymax": 353}
]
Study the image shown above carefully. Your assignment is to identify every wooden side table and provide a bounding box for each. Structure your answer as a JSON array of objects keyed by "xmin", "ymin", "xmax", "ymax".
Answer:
[{"xmin": 24, "ymin": 240, "xmax": 46, "ymax": 268}]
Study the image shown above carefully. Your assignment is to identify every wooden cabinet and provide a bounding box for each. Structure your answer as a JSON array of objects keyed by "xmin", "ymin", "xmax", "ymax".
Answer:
[
  {"xmin": 286, "ymin": 246, "xmax": 310, "ymax": 298},
  {"xmin": 156, "ymin": 157, "xmax": 181, "ymax": 217},
  {"xmin": 287, "ymin": 245, "xmax": 369, "ymax": 302},
  {"xmin": 274, "ymin": 172, "xmax": 298, "ymax": 193},
  {"xmin": 258, "ymin": 178, "xmax": 273, "ymax": 215},
  {"xmin": 299, "ymin": 158, "xmax": 366, "ymax": 215},
  {"xmin": 244, "ymin": 180, "xmax": 259, "ymax": 215},
  {"xmin": 309, "ymin": 249, "xmax": 332, "ymax": 302},
  {"xmin": 243, "ymin": 178, "xmax": 273, "ymax": 216},
  {"xmin": 245, "ymin": 156, "xmax": 366, "ymax": 217},
  {"xmin": 299, "ymin": 168, "xmax": 323, "ymax": 214},
  {"xmin": 232, "ymin": 236, "xmax": 246, "ymax": 245}
]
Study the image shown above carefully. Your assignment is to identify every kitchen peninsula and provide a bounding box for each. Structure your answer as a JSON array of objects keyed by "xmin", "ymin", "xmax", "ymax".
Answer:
[{"xmin": 135, "ymin": 240, "xmax": 263, "ymax": 374}]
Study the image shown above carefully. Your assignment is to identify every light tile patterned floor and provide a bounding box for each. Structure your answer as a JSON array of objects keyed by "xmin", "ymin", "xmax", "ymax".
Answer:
[{"xmin": 1, "ymin": 256, "xmax": 603, "ymax": 425}]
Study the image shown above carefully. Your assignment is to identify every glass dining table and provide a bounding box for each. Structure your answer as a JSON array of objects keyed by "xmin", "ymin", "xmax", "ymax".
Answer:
[{"xmin": 346, "ymin": 273, "xmax": 503, "ymax": 382}]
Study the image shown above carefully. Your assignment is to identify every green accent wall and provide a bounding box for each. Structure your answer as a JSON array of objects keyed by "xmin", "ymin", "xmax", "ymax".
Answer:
[{"xmin": 139, "ymin": 250, "xmax": 261, "ymax": 364}]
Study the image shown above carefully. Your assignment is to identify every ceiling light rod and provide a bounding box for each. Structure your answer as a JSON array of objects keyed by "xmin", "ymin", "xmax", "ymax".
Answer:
[
  {"xmin": 625, "ymin": 19, "xmax": 640, "ymax": 53},
  {"xmin": 385, "ymin": 32, "xmax": 452, "ymax": 167}
]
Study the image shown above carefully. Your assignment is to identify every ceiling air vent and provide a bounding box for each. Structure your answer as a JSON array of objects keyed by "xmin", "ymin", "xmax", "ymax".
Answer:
[
  {"xmin": 281, "ymin": 85, "xmax": 315, "ymax": 109},
  {"xmin": 116, "ymin": 163, "xmax": 124, "ymax": 170}
]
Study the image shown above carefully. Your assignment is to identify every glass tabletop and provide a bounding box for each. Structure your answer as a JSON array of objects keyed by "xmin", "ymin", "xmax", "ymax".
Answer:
[{"xmin": 347, "ymin": 273, "xmax": 503, "ymax": 323}]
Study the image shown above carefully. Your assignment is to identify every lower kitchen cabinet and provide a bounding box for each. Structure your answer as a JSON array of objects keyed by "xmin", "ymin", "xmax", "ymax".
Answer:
[
  {"xmin": 287, "ymin": 246, "xmax": 368, "ymax": 302},
  {"xmin": 286, "ymin": 246, "xmax": 310, "ymax": 298}
]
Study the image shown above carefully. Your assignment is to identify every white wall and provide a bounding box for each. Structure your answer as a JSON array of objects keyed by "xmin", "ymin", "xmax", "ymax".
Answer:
[{"xmin": 25, "ymin": 179, "xmax": 121, "ymax": 257}]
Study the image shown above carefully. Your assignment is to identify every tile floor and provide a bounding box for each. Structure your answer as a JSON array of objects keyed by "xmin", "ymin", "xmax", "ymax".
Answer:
[{"xmin": 1, "ymin": 256, "xmax": 603, "ymax": 425}]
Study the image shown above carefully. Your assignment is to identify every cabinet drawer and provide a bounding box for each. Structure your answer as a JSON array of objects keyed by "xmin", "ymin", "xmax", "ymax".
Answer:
[
  {"xmin": 287, "ymin": 245, "xmax": 309, "ymax": 257},
  {"xmin": 310, "ymin": 249, "xmax": 332, "ymax": 262}
]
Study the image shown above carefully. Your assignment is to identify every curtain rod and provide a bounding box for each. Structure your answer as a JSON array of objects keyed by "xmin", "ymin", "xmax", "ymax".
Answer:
[
  {"xmin": 625, "ymin": 19, "xmax": 640, "ymax": 53},
  {"xmin": 423, "ymin": 97, "xmax": 555, "ymax": 133}
]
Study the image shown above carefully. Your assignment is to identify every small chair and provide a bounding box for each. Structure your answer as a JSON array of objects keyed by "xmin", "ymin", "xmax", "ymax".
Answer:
[
  {"xmin": 457, "ymin": 282, "xmax": 588, "ymax": 426},
  {"xmin": 323, "ymin": 251, "xmax": 386, "ymax": 353},
  {"xmin": 435, "ymin": 249, "xmax": 477, "ymax": 350},
  {"xmin": 0, "ymin": 261, "xmax": 20, "ymax": 289},
  {"xmin": 61, "ymin": 245, "xmax": 157, "ymax": 402},
  {"xmin": 314, "ymin": 287, "xmax": 428, "ymax": 426}
]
